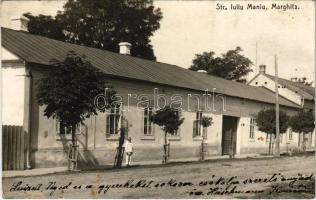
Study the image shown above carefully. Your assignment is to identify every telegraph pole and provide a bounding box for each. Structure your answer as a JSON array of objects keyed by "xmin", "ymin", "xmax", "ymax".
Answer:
[
  {"xmin": 274, "ymin": 55, "xmax": 280, "ymax": 156},
  {"xmin": 255, "ymin": 41, "xmax": 258, "ymax": 74}
]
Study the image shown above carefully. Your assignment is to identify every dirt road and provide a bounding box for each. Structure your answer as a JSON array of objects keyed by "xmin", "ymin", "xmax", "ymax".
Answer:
[{"xmin": 2, "ymin": 155, "xmax": 315, "ymax": 198}]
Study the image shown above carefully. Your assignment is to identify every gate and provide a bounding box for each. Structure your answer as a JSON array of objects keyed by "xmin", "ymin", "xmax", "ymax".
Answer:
[{"xmin": 2, "ymin": 125, "xmax": 27, "ymax": 170}]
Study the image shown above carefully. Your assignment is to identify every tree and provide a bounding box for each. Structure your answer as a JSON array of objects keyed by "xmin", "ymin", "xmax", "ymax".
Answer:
[
  {"xmin": 114, "ymin": 116, "xmax": 129, "ymax": 169},
  {"xmin": 290, "ymin": 77, "xmax": 313, "ymax": 86},
  {"xmin": 255, "ymin": 108, "xmax": 289, "ymax": 155},
  {"xmin": 200, "ymin": 116, "xmax": 213, "ymax": 161},
  {"xmin": 189, "ymin": 47, "xmax": 253, "ymax": 83},
  {"xmin": 288, "ymin": 111, "xmax": 315, "ymax": 151},
  {"xmin": 23, "ymin": 13, "xmax": 66, "ymax": 41},
  {"xmin": 150, "ymin": 106, "xmax": 184, "ymax": 163},
  {"xmin": 36, "ymin": 51, "xmax": 115, "ymax": 170},
  {"xmin": 24, "ymin": 0, "xmax": 162, "ymax": 61}
]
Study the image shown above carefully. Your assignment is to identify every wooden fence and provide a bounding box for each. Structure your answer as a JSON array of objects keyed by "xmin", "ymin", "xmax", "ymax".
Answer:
[{"xmin": 2, "ymin": 125, "xmax": 27, "ymax": 170}]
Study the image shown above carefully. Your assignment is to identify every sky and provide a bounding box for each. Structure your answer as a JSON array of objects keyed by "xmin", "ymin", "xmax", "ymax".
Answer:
[{"xmin": 1, "ymin": 0, "xmax": 315, "ymax": 82}]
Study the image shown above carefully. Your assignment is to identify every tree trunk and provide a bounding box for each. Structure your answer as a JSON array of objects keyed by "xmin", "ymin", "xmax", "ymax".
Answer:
[
  {"xmin": 72, "ymin": 124, "xmax": 76, "ymax": 146},
  {"xmin": 114, "ymin": 127, "xmax": 125, "ymax": 168},
  {"xmin": 165, "ymin": 131, "xmax": 167, "ymax": 146},
  {"xmin": 303, "ymin": 132, "xmax": 306, "ymax": 152},
  {"xmin": 298, "ymin": 132, "xmax": 302, "ymax": 152},
  {"xmin": 163, "ymin": 131, "xmax": 169, "ymax": 163},
  {"xmin": 268, "ymin": 134, "xmax": 272, "ymax": 155},
  {"xmin": 271, "ymin": 134, "xmax": 275, "ymax": 154},
  {"xmin": 201, "ymin": 127, "xmax": 207, "ymax": 161},
  {"xmin": 69, "ymin": 124, "xmax": 78, "ymax": 171}
]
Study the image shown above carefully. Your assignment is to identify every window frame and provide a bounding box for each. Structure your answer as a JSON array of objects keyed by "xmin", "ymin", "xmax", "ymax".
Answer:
[
  {"xmin": 55, "ymin": 120, "xmax": 82, "ymax": 140},
  {"xmin": 143, "ymin": 107, "xmax": 154, "ymax": 135},
  {"xmin": 249, "ymin": 118, "xmax": 255, "ymax": 139},
  {"xmin": 106, "ymin": 106, "xmax": 121, "ymax": 135},
  {"xmin": 193, "ymin": 111, "xmax": 203, "ymax": 138}
]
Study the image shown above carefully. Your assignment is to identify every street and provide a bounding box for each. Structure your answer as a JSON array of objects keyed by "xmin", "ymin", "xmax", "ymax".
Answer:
[{"xmin": 2, "ymin": 154, "xmax": 315, "ymax": 199}]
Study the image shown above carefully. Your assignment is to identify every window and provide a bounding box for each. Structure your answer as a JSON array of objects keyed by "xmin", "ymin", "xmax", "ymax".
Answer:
[
  {"xmin": 249, "ymin": 118, "xmax": 255, "ymax": 139},
  {"xmin": 56, "ymin": 121, "xmax": 72, "ymax": 135},
  {"xmin": 193, "ymin": 112, "xmax": 203, "ymax": 137},
  {"xmin": 56, "ymin": 120, "xmax": 82, "ymax": 135},
  {"xmin": 289, "ymin": 128, "xmax": 293, "ymax": 140},
  {"xmin": 171, "ymin": 129, "xmax": 180, "ymax": 136},
  {"xmin": 144, "ymin": 107, "xmax": 153, "ymax": 135},
  {"xmin": 106, "ymin": 106, "xmax": 120, "ymax": 135}
]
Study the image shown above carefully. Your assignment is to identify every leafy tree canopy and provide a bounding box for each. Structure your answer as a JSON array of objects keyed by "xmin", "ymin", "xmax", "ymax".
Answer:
[
  {"xmin": 201, "ymin": 116, "xmax": 213, "ymax": 127},
  {"xmin": 150, "ymin": 106, "xmax": 184, "ymax": 134},
  {"xmin": 24, "ymin": 0, "xmax": 162, "ymax": 61},
  {"xmin": 23, "ymin": 13, "xmax": 66, "ymax": 41},
  {"xmin": 189, "ymin": 47, "xmax": 253, "ymax": 83},
  {"xmin": 255, "ymin": 108, "xmax": 289, "ymax": 135},
  {"xmin": 288, "ymin": 111, "xmax": 314, "ymax": 133},
  {"xmin": 37, "ymin": 51, "xmax": 114, "ymax": 127}
]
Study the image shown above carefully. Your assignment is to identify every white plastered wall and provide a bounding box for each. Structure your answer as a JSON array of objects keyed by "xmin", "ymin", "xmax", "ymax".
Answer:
[
  {"xmin": 249, "ymin": 74, "xmax": 302, "ymax": 106},
  {"xmin": 1, "ymin": 47, "xmax": 26, "ymax": 125}
]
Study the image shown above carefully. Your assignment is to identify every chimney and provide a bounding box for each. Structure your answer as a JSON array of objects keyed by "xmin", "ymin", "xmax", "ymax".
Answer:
[
  {"xmin": 10, "ymin": 16, "xmax": 29, "ymax": 32},
  {"xmin": 118, "ymin": 42, "xmax": 132, "ymax": 55},
  {"xmin": 259, "ymin": 65, "xmax": 266, "ymax": 74}
]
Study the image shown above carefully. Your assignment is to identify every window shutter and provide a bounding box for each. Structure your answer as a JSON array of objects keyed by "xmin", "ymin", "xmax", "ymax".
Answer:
[
  {"xmin": 144, "ymin": 117, "xmax": 147, "ymax": 135},
  {"xmin": 143, "ymin": 109, "xmax": 146, "ymax": 135},
  {"xmin": 106, "ymin": 115, "xmax": 110, "ymax": 134},
  {"xmin": 193, "ymin": 120, "xmax": 197, "ymax": 137},
  {"xmin": 249, "ymin": 119, "xmax": 251, "ymax": 138},
  {"xmin": 115, "ymin": 115, "xmax": 120, "ymax": 134}
]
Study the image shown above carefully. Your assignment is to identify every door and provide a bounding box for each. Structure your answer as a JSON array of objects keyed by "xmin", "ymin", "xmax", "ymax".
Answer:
[{"xmin": 222, "ymin": 116, "xmax": 239, "ymax": 155}]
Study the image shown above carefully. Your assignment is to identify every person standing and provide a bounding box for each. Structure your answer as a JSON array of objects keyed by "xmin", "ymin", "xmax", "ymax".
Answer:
[{"xmin": 124, "ymin": 137, "xmax": 133, "ymax": 166}]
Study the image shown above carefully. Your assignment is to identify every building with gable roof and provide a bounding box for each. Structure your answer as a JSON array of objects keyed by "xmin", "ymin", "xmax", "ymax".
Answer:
[
  {"xmin": 248, "ymin": 64, "xmax": 315, "ymax": 152},
  {"xmin": 1, "ymin": 17, "xmax": 313, "ymax": 170}
]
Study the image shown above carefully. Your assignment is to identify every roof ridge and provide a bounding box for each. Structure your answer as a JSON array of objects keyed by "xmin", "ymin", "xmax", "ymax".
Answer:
[
  {"xmin": 1, "ymin": 27, "xmax": 254, "ymax": 89},
  {"xmin": 264, "ymin": 73, "xmax": 314, "ymax": 99},
  {"xmin": 265, "ymin": 73, "xmax": 314, "ymax": 89},
  {"xmin": 1, "ymin": 27, "xmax": 191, "ymax": 72},
  {"xmin": 1, "ymin": 27, "xmax": 301, "ymax": 108}
]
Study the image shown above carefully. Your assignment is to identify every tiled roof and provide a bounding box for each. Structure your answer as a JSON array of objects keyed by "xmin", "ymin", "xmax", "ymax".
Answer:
[
  {"xmin": 265, "ymin": 74, "xmax": 314, "ymax": 100},
  {"xmin": 1, "ymin": 27, "xmax": 300, "ymax": 108}
]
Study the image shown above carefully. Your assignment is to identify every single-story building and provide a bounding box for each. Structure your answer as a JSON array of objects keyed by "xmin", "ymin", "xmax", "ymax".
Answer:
[
  {"xmin": 248, "ymin": 65, "xmax": 315, "ymax": 150},
  {"xmin": 1, "ymin": 17, "xmax": 314, "ymax": 170}
]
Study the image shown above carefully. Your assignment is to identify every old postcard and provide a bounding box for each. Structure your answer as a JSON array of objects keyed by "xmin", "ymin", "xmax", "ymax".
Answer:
[{"xmin": 1, "ymin": 0, "xmax": 315, "ymax": 198}]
